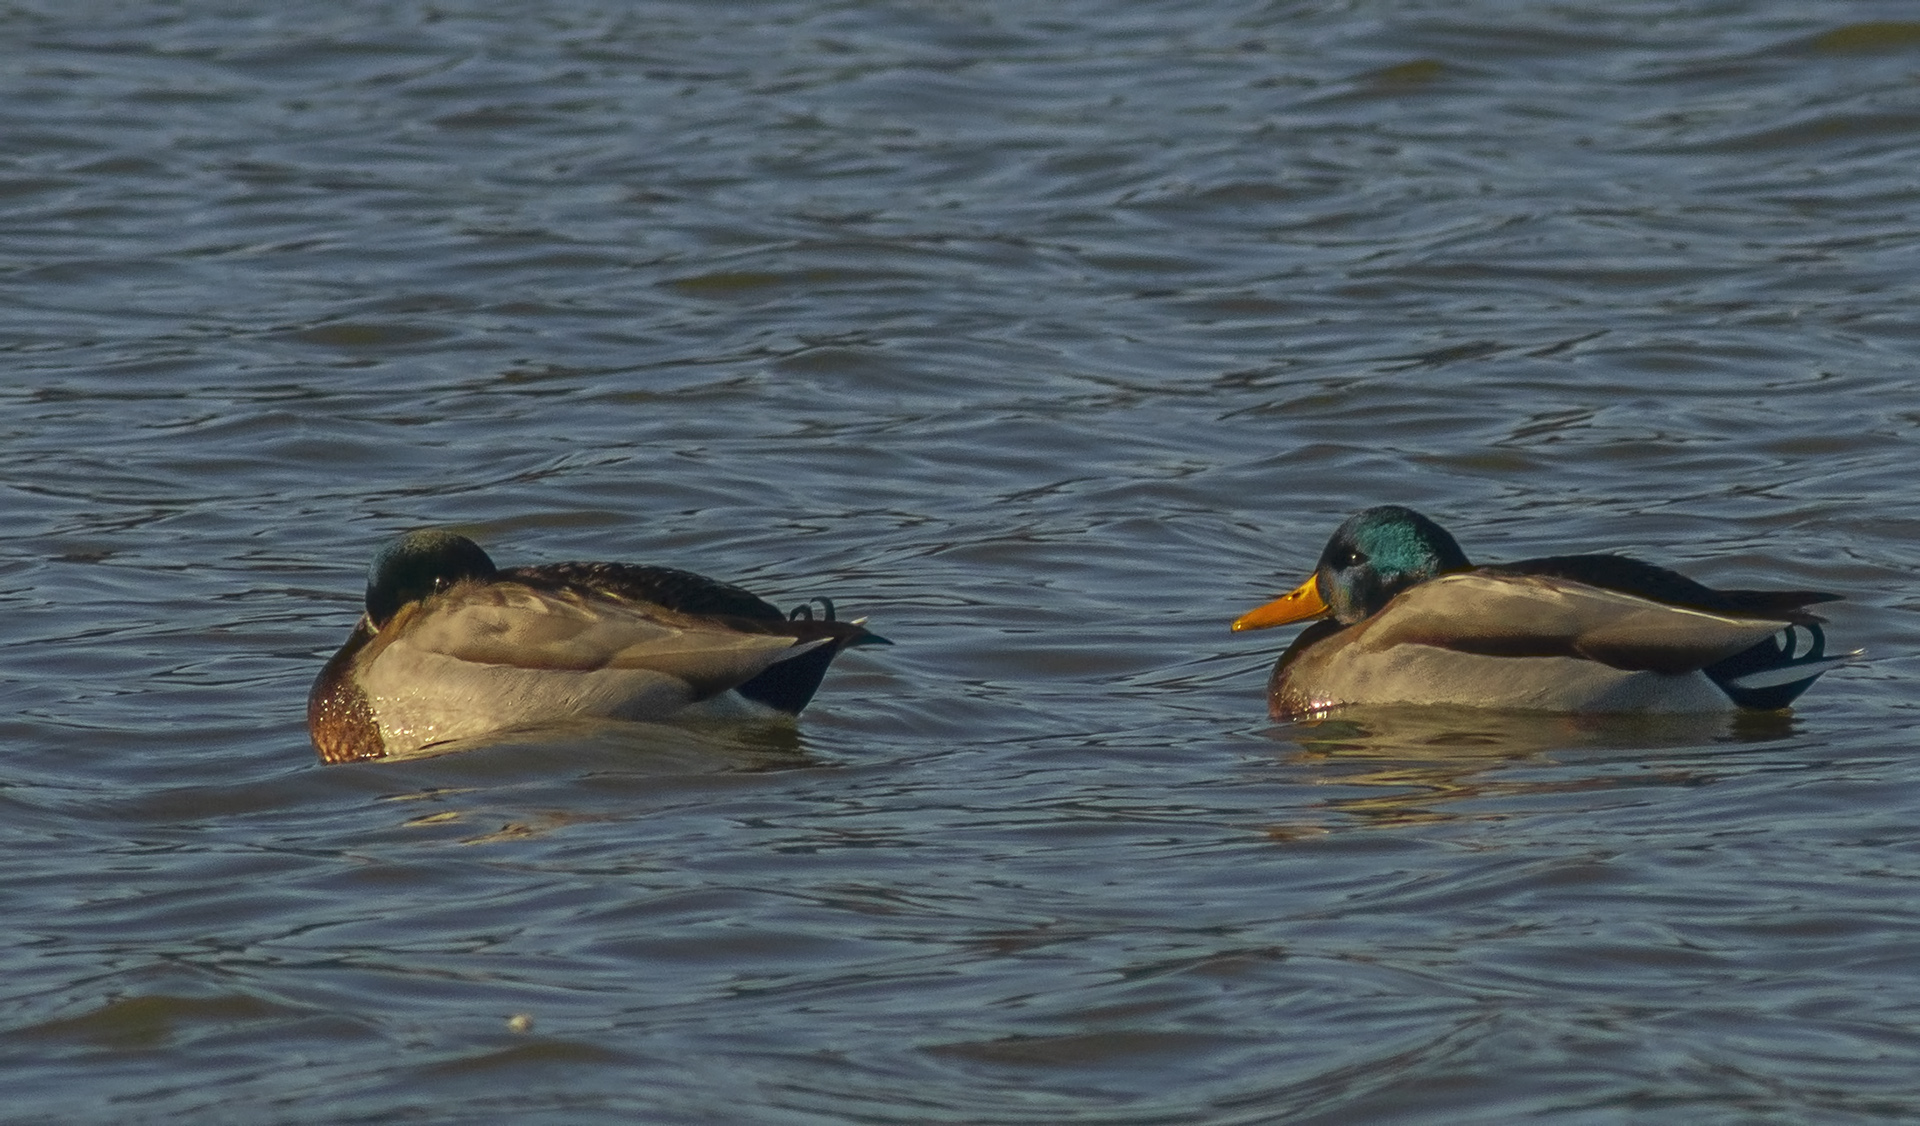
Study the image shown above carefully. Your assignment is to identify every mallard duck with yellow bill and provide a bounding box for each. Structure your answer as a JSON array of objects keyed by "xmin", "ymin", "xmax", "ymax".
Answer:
[{"xmin": 1233, "ymin": 506, "xmax": 1851, "ymax": 720}]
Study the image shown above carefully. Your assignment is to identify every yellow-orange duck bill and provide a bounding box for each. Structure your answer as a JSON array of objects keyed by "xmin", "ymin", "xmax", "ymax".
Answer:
[{"xmin": 1232, "ymin": 572, "xmax": 1330, "ymax": 632}]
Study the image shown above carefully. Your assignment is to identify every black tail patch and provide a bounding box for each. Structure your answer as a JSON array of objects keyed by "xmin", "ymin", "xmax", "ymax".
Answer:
[
  {"xmin": 1705, "ymin": 623, "xmax": 1832, "ymax": 710},
  {"xmin": 735, "ymin": 641, "xmax": 844, "ymax": 715}
]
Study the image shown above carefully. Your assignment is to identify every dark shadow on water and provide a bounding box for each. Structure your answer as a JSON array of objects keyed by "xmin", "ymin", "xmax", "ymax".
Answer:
[{"xmin": 1255, "ymin": 706, "xmax": 1802, "ymax": 832}]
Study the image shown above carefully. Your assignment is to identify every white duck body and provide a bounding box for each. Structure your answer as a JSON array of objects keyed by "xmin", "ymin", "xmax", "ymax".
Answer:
[{"xmin": 346, "ymin": 581, "xmax": 825, "ymax": 755}]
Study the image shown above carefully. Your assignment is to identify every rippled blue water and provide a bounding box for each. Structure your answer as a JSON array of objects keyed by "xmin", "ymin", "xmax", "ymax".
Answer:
[{"xmin": 6, "ymin": 2, "xmax": 1920, "ymax": 1121}]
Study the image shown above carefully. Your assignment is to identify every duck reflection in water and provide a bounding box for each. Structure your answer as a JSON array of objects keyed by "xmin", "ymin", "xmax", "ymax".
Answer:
[{"xmin": 1258, "ymin": 707, "xmax": 1800, "ymax": 835}]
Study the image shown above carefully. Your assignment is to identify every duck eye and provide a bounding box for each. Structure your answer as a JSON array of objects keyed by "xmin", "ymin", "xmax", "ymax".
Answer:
[{"xmin": 1331, "ymin": 547, "xmax": 1365, "ymax": 569}]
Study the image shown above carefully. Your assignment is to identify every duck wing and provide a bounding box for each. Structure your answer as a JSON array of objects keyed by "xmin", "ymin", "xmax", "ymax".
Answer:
[
  {"xmin": 1359, "ymin": 570, "xmax": 1809, "ymax": 675},
  {"xmin": 504, "ymin": 562, "xmax": 789, "ymax": 620},
  {"xmin": 1496, "ymin": 554, "xmax": 1838, "ymax": 622},
  {"xmin": 510, "ymin": 561, "xmax": 886, "ymax": 714},
  {"xmin": 383, "ymin": 581, "xmax": 818, "ymax": 700}
]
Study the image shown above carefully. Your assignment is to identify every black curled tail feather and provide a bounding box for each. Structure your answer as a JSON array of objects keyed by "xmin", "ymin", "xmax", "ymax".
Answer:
[
  {"xmin": 1705, "ymin": 623, "xmax": 1835, "ymax": 710},
  {"xmin": 788, "ymin": 597, "xmax": 836, "ymax": 622}
]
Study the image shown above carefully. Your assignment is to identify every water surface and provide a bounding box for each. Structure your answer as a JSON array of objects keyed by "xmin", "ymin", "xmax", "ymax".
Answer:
[{"xmin": 5, "ymin": 2, "xmax": 1920, "ymax": 1122}]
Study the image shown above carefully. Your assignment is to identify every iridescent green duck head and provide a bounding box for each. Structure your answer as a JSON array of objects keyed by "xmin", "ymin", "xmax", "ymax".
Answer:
[
  {"xmin": 365, "ymin": 530, "xmax": 499, "ymax": 629},
  {"xmin": 1233, "ymin": 505, "xmax": 1471, "ymax": 630}
]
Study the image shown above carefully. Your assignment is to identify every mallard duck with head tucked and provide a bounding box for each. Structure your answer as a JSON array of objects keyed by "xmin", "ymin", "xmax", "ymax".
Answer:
[
  {"xmin": 308, "ymin": 530, "xmax": 887, "ymax": 763},
  {"xmin": 1233, "ymin": 506, "xmax": 1850, "ymax": 720}
]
